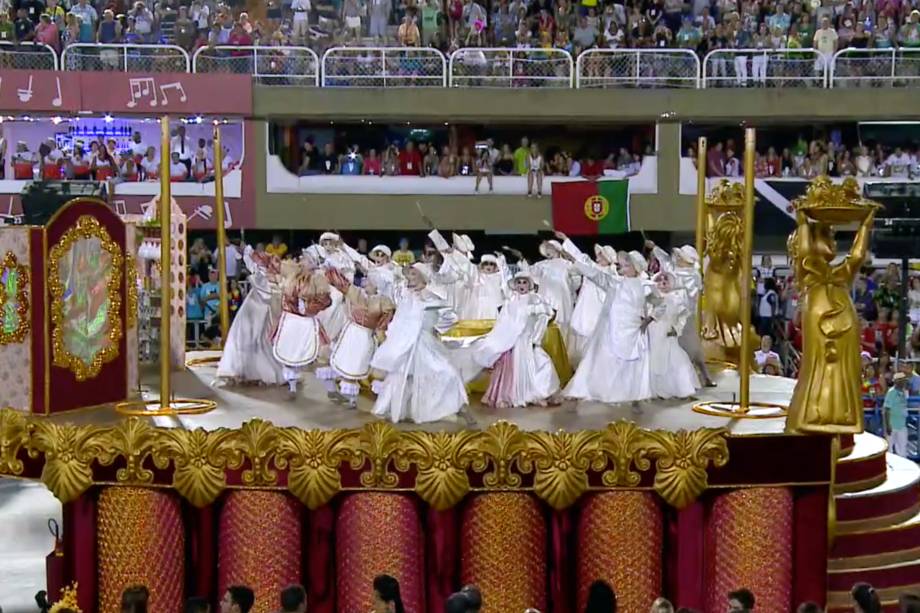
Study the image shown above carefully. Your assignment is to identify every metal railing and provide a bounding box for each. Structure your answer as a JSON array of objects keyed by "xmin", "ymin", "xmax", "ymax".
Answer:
[
  {"xmin": 320, "ymin": 46, "xmax": 447, "ymax": 87},
  {"xmin": 0, "ymin": 42, "xmax": 58, "ymax": 71},
  {"xmin": 61, "ymin": 43, "xmax": 190, "ymax": 73},
  {"xmin": 702, "ymin": 48, "xmax": 828, "ymax": 88},
  {"xmin": 192, "ymin": 45, "xmax": 320, "ymax": 86},
  {"xmin": 448, "ymin": 47, "xmax": 573, "ymax": 88},
  {"xmin": 830, "ymin": 47, "xmax": 920, "ymax": 87},
  {"xmin": 575, "ymin": 49, "xmax": 700, "ymax": 88}
]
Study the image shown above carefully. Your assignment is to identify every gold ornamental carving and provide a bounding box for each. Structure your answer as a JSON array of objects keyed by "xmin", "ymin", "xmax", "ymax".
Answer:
[
  {"xmin": 125, "ymin": 253, "xmax": 138, "ymax": 329},
  {"xmin": 700, "ymin": 180, "xmax": 755, "ymax": 364},
  {"xmin": 0, "ymin": 409, "xmax": 729, "ymax": 511},
  {"xmin": 48, "ymin": 215, "xmax": 124, "ymax": 381},
  {"xmin": 0, "ymin": 250, "xmax": 30, "ymax": 345},
  {"xmin": 786, "ymin": 177, "xmax": 880, "ymax": 434}
]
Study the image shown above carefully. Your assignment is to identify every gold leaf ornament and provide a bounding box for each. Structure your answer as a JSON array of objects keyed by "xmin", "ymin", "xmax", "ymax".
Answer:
[
  {"xmin": 275, "ymin": 427, "xmax": 361, "ymax": 509},
  {"xmin": 478, "ymin": 420, "xmax": 527, "ymax": 488},
  {"xmin": 356, "ymin": 421, "xmax": 402, "ymax": 488},
  {"xmin": 0, "ymin": 407, "xmax": 30, "ymax": 474},
  {"xmin": 643, "ymin": 428, "xmax": 729, "ymax": 509},
  {"xmin": 519, "ymin": 429, "xmax": 602, "ymax": 510},
  {"xmin": 31, "ymin": 421, "xmax": 115, "ymax": 503},
  {"xmin": 100, "ymin": 418, "xmax": 159, "ymax": 484},
  {"xmin": 233, "ymin": 418, "xmax": 280, "ymax": 487},
  {"xmin": 152, "ymin": 428, "xmax": 241, "ymax": 508},
  {"xmin": 597, "ymin": 420, "xmax": 652, "ymax": 487},
  {"xmin": 395, "ymin": 430, "xmax": 482, "ymax": 511}
]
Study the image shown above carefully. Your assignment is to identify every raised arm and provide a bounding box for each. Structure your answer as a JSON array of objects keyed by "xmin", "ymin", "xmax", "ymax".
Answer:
[{"xmin": 836, "ymin": 208, "xmax": 877, "ymax": 279}]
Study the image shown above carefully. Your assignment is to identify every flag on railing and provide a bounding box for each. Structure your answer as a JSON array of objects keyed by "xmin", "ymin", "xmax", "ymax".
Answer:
[{"xmin": 551, "ymin": 179, "xmax": 630, "ymax": 235}]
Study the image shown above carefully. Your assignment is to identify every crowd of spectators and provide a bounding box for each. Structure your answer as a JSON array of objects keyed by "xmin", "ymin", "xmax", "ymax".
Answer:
[
  {"xmin": 4, "ymin": 0, "xmax": 920, "ymax": 64},
  {"xmin": 7, "ymin": 124, "xmax": 235, "ymax": 182},
  {"xmin": 698, "ymin": 136, "xmax": 920, "ymax": 178},
  {"xmin": 294, "ymin": 135, "xmax": 644, "ymax": 186}
]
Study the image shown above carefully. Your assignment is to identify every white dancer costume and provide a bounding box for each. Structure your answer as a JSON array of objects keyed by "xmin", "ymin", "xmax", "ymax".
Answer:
[
  {"xmin": 428, "ymin": 230, "xmax": 476, "ymax": 312},
  {"xmin": 568, "ymin": 244, "xmax": 617, "ymax": 366},
  {"xmin": 563, "ymin": 245, "xmax": 653, "ymax": 403},
  {"xmin": 371, "ymin": 265, "xmax": 469, "ymax": 424},
  {"xmin": 316, "ymin": 268, "xmax": 395, "ymax": 408},
  {"xmin": 271, "ymin": 260, "xmax": 332, "ymax": 394},
  {"xmin": 648, "ymin": 272, "xmax": 700, "ymax": 399},
  {"xmin": 216, "ymin": 247, "xmax": 285, "ymax": 385},
  {"xmin": 471, "ymin": 273, "xmax": 559, "ymax": 407},
  {"xmin": 652, "ymin": 244, "xmax": 713, "ymax": 385},
  {"xmin": 341, "ymin": 242, "xmax": 403, "ymax": 300},
  {"xmin": 451, "ymin": 253, "xmax": 510, "ymax": 320},
  {"xmin": 526, "ymin": 240, "xmax": 580, "ymax": 342},
  {"xmin": 306, "ymin": 232, "xmax": 355, "ymax": 342}
]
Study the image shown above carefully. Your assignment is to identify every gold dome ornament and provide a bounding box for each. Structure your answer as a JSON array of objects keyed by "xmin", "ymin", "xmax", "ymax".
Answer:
[
  {"xmin": 704, "ymin": 179, "xmax": 745, "ymax": 212},
  {"xmin": 793, "ymin": 176, "xmax": 882, "ymax": 224}
]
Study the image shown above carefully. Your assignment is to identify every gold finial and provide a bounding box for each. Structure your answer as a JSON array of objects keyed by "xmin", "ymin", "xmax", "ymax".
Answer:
[
  {"xmin": 705, "ymin": 179, "xmax": 745, "ymax": 211},
  {"xmin": 49, "ymin": 582, "xmax": 82, "ymax": 613}
]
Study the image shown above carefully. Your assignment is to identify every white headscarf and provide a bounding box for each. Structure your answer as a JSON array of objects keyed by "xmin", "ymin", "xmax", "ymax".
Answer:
[{"xmin": 371, "ymin": 244, "xmax": 392, "ymax": 258}]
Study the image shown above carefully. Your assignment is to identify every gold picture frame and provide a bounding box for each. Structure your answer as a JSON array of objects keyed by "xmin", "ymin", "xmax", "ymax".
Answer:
[
  {"xmin": 0, "ymin": 250, "xmax": 30, "ymax": 345},
  {"xmin": 48, "ymin": 215, "xmax": 123, "ymax": 381}
]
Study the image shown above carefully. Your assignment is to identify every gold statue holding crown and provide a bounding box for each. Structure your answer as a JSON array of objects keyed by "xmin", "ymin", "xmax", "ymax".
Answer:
[
  {"xmin": 785, "ymin": 177, "xmax": 879, "ymax": 434},
  {"xmin": 701, "ymin": 180, "xmax": 755, "ymax": 364}
]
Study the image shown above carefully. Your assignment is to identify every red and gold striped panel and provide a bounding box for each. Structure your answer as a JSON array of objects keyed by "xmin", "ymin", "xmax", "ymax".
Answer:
[
  {"xmin": 706, "ymin": 488, "xmax": 793, "ymax": 612},
  {"xmin": 577, "ymin": 491, "xmax": 663, "ymax": 612},
  {"xmin": 461, "ymin": 493, "xmax": 547, "ymax": 613},
  {"xmin": 336, "ymin": 493, "xmax": 425, "ymax": 613},
  {"xmin": 218, "ymin": 491, "xmax": 302, "ymax": 613},
  {"xmin": 97, "ymin": 487, "xmax": 184, "ymax": 613}
]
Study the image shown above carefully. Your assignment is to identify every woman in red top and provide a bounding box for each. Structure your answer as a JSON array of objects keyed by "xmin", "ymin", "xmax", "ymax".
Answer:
[
  {"xmin": 363, "ymin": 148, "xmax": 382, "ymax": 176},
  {"xmin": 70, "ymin": 145, "xmax": 91, "ymax": 179}
]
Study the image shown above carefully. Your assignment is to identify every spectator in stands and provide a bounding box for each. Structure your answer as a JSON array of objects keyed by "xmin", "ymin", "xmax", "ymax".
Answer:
[
  {"xmin": 279, "ymin": 585, "xmax": 306, "ymax": 613},
  {"xmin": 140, "ymin": 146, "xmax": 159, "ymax": 180},
  {"xmin": 220, "ymin": 586, "xmax": 255, "ymax": 613},
  {"xmin": 393, "ymin": 238, "xmax": 415, "ymax": 266},
  {"xmin": 727, "ymin": 589, "xmax": 755, "ymax": 612},
  {"xmin": 266, "ymin": 234, "xmax": 288, "ymax": 258},
  {"xmin": 341, "ymin": 146, "xmax": 362, "ymax": 175},
  {"xmin": 754, "ymin": 334, "xmax": 781, "ymax": 374},
  {"xmin": 438, "ymin": 145, "xmax": 457, "ymax": 177},
  {"xmin": 886, "ymin": 372, "xmax": 911, "ymax": 456},
  {"xmin": 898, "ymin": 361, "xmax": 920, "ymax": 396},
  {"xmin": 169, "ymin": 151, "xmax": 189, "ymax": 181},
  {"xmin": 121, "ymin": 586, "xmax": 149, "ymax": 613},
  {"xmin": 35, "ymin": 13, "xmax": 60, "ymax": 51},
  {"xmin": 900, "ymin": 593, "xmax": 920, "ymax": 613},
  {"xmin": 399, "ymin": 141, "xmax": 423, "ymax": 176},
  {"xmin": 526, "ymin": 142, "xmax": 544, "ymax": 198},
  {"xmin": 475, "ymin": 148, "xmax": 493, "ymax": 192},
  {"xmin": 364, "ymin": 148, "xmax": 382, "ymax": 175},
  {"xmin": 318, "ymin": 142, "xmax": 338, "ymax": 174},
  {"xmin": 69, "ymin": 145, "xmax": 91, "ymax": 180},
  {"xmin": 13, "ymin": 7, "xmax": 33, "ymax": 41},
  {"xmin": 92, "ymin": 145, "xmax": 117, "ymax": 180},
  {"xmin": 371, "ymin": 575, "xmax": 404, "ymax": 613},
  {"xmin": 851, "ymin": 582, "xmax": 882, "ymax": 613},
  {"xmin": 398, "ymin": 13, "xmax": 421, "ymax": 46},
  {"xmin": 584, "ymin": 580, "xmax": 616, "ymax": 612},
  {"xmin": 460, "ymin": 585, "xmax": 482, "ymax": 612},
  {"xmin": 175, "ymin": 6, "xmax": 196, "ymax": 50},
  {"xmin": 369, "ymin": 0, "xmax": 390, "ymax": 41},
  {"xmin": 513, "ymin": 137, "xmax": 530, "ymax": 176},
  {"xmin": 97, "ymin": 9, "xmax": 121, "ymax": 44},
  {"xmin": 185, "ymin": 597, "xmax": 210, "ymax": 613}
]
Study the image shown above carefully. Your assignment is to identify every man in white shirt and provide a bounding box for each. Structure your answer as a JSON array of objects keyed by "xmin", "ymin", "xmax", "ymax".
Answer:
[
  {"xmin": 886, "ymin": 147, "xmax": 912, "ymax": 178},
  {"xmin": 130, "ymin": 132, "xmax": 147, "ymax": 158},
  {"xmin": 754, "ymin": 334, "xmax": 781, "ymax": 371},
  {"xmin": 813, "ymin": 17, "xmax": 838, "ymax": 73},
  {"xmin": 169, "ymin": 151, "xmax": 188, "ymax": 181},
  {"xmin": 215, "ymin": 240, "xmax": 243, "ymax": 279},
  {"xmin": 291, "ymin": 0, "xmax": 311, "ymax": 43},
  {"xmin": 170, "ymin": 125, "xmax": 192, "ymax": 175}
]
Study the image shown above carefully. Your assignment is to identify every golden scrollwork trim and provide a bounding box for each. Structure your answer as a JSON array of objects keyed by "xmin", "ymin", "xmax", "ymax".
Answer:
[
  {"xmin": 0, "ymin": 409, "xmax": 730, "ymax": 510},
  {"xmin": 125, "ymin": 253, "xmax": 138, "ymax": 329},
  {"xmin": 48, "ymin": 215, "xmax": 124, "ymax": 381},
  {"xmin": 0, "ymin": 250, "xmax": 30, "ymax": 345}
]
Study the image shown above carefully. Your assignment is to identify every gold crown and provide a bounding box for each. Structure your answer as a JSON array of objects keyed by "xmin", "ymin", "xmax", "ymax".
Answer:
[
  {"xmin": 793, "ymin": 176, "xmax": 880, "ymax": 212},
  {"xmin": 49, "ymin": 582, "xmax": 82, "ymax": 613},
  {"xmin": 705, "ymin": 179, "xmax": 745, "ymax": 211}
]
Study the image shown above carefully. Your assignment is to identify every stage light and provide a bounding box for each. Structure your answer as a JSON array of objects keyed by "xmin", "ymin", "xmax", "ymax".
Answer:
[
  {"xmin": 51, "ymin": 117, "xmax": 62, "ymax": 125},
  {"xmin": 195, "ymin": 115, "xmax": 203, "ymax": 124},
  {"xmin": 103, "ymin": 114, "xmax": 114, "ymax": 123}
]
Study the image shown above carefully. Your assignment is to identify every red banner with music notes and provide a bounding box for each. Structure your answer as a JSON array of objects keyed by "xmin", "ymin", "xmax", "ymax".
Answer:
[{"xmin": 0, "ymin": 70, "xmax": 252, "ymax": 116}]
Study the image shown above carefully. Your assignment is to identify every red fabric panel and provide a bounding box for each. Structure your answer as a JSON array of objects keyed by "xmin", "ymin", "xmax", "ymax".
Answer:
[
  {"xmin": 836, "ymin": 453, "xmax": 887, "ymax": 484},
  {"xmin": 63, "ymin": 493, "xmax": 97, "ymax": 613},
  {"xmin": 551, "ymin": 181, "xmax": 599, "ymax": 235},
  {"xmin": 306, "ymin": 505, "xmax": 336, "ymax": 613},
  {"xmin": 836, "ymin": 486, "xmax": 917, "ymax": 521},
  {"xmin": 29, "ymin": 227, "xmax": 46, "ymax": 414},
  {"xmin": 426, "ymin": 507, "xmax": 459, "ymax": 613},
  {"xmin": 188, "ymin": 505, "xmax": 217, "ymax": 603},
  {"xmin": 792, "ymin": 488, "xmax": 829, "ymax": 609},
  {"xmin": 549, "ymin": 508, "xmax": 576, "ymax": 613},
  {"xmin": 669, "ymin": 500, "xmax": 706, "ymax": 611},
  {"xmin": 45, "ymin": 199, "xmax": 127, "ymax": 413}
]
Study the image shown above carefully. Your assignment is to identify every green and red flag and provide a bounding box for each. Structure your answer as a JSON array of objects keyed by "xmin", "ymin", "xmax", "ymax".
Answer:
[{"xmin": 551, "ymin": 179, "xmax": 630, "ymax": 235}]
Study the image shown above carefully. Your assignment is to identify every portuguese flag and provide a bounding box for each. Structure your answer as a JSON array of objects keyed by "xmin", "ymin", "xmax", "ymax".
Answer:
[{"xmin": 551, "ymin": 179, "xmax": 630, "ymax": 235}]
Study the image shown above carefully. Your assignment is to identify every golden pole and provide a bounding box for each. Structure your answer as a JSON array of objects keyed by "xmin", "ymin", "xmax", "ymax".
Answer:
[
  {"xmin": 695, "ymin": 136, "xmax": 708, "ymax": 336},
  {"xmin": 738, "ymin": 128, "xmax": 756, "ymax": 412},
  {"xmin": 159, "ymin": 115, "xmax": 171, "ymax": 408},
  {"xmin": 213, "ymin": 125, "xmax": 229, "ymax": 344}
]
